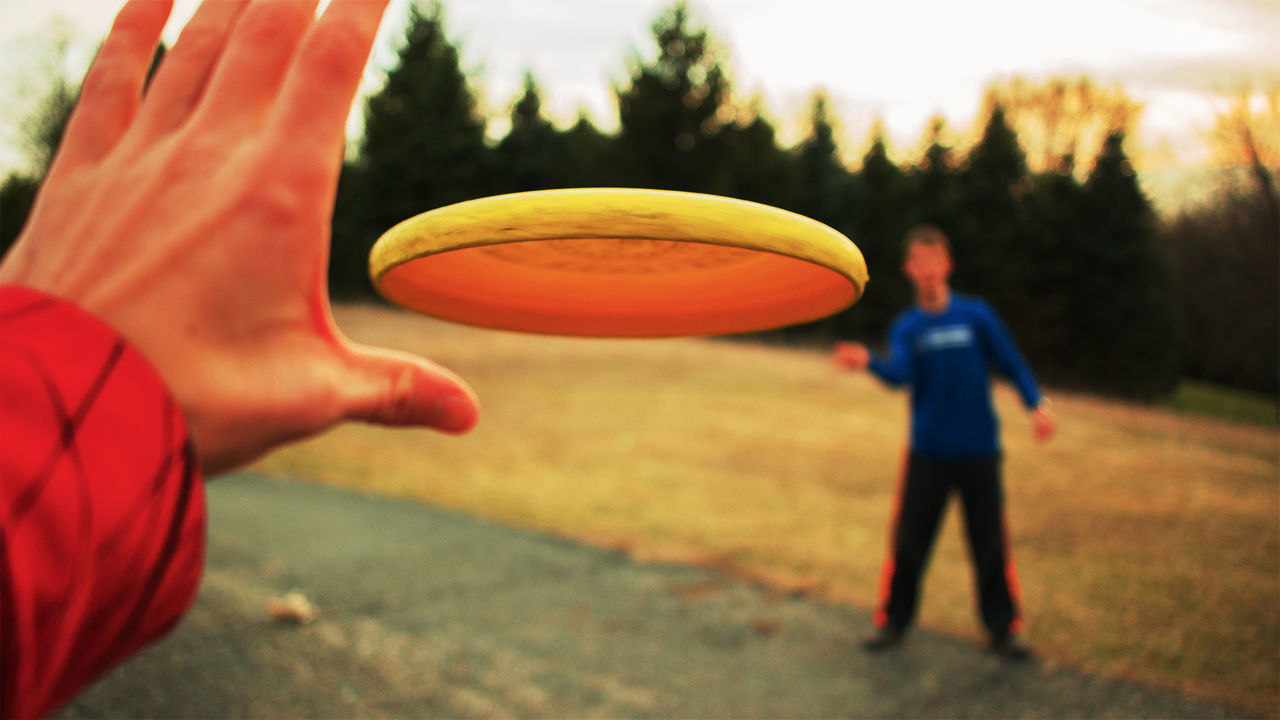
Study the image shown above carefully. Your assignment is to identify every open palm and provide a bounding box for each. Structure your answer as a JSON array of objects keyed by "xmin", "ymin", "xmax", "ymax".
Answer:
[{"xmin": 0, "ymin": 0, "xmax": 479, "ymax": 473}]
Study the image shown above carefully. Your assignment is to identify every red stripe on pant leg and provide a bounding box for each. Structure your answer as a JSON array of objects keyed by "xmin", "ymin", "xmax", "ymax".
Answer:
[
  {"xmin": 873, "ymin": 448, "xmax": 910, "ymax": 627},
  {"xmin": 873, "ymin": 560, "xmax": 895, "ymax": 627},
  {"xmin": 1002, "ymin": 512, "xmax": 1023, "ymax": 635}
]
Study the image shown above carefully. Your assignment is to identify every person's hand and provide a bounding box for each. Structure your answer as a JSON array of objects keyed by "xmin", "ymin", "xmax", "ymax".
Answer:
[
  {"xmin": 1031, "ymin": 403, "xmax": 1056, "ymax": 442},
  {"xmin": 0, "ymin": 0, "xmax": 479, "ymax": 474},
  {"xmin": 834, "ymin": 341, "xmax": 871, "ymax": 371}
]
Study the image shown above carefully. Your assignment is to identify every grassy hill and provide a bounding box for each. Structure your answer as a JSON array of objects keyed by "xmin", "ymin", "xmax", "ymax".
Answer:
[{"xmin": 253, "ymin": 303, "xmax": 1279, "ymax": 716}]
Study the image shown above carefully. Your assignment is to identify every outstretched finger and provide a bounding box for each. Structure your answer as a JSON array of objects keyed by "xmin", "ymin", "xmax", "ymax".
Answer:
[
  {"xmin": 131, "ymin": 0, "xmax": 251, "ymax": 139},
  {"xmin": 189, "ymin": 0, "xmax": 320, "ymax": 136},
  {"xmin": 261, "ymin": 0, "xmax": 390, "ymax": 185},
  {"xmin": 54, "ymin": 0, "xmax": 173, "ymax": 168}
]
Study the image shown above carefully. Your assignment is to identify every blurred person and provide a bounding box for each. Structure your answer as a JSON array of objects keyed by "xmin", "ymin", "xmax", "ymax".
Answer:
[
  {"xmin": 0, "ymin": 1, "xmax": 480, "ymax": 716},
  {"xmin": 834, "ymin": 224, "xmax": 1056, "ymax": 658}
]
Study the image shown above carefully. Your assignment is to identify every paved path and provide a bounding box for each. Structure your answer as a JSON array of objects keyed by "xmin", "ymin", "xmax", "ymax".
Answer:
[{"xmin": 57, "ymin": 474, "xmax": 1246, "ymax": 718}]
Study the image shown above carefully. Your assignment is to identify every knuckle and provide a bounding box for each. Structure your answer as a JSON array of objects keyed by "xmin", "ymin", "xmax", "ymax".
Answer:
[
  {"xmin": 382, "ymin": 366, "xmax": 423, "ymax": 425},
  {"xmin": 80, "ymin": 58, "xmax": 135, "ymax": 107},
  {"xmin": 237, "ymin": 180, "xmax": 308, "ymax": 226},
  {"xmin": 175, "ymin": 24, "xmax": 226, "ymax": 61},
  {"xmin": 235, "ymin": 1, "xmax": 313, "ymax": 47},
  {"xmin": 298, "ymin": 19, "xmax": 367, "ymax": 77},
  {"xmin": 382, "ymin": 392, "xmax": 412, "ymax": 427}
]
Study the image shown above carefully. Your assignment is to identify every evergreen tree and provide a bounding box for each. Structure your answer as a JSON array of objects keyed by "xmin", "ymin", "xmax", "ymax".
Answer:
[
  {"xmin": 330, "ymin": 2, "xmax": 492, "ymax": 297},
  {"xmin": 792, "ymin": 94, "xmax": 853, "ymax": 225},
  {"xmin": 847, "ymin": 126, "xmax": 912, "ymax": 342},
  {"xmin": 613, "ymin": 2, "xmax": 734, "ymax": 193},
  {"xmin": 0, "ymin": 176, "xmax": 41, "ymax": 259},
  {"xmin": 21, "ymin": 78, "xmax": 76, "ymax": 177},
  {"xmin": 1077, "ymin": 132, "xmax": 1179, "ymax": 397},
  {"xmin": 956, "ymin": 104, "xmax": 1031, "ymax": 330},
  {"xmin": 493, "ymin": 73, "xmax": 568, "ymax": 193},
  {"xmin": 717, "ymin": 108, "xmax": 797, "ymax": 208},
  {"xmin": 329, "ymin": 161, "xmax": 369, "ymax": 297},
  {"xmin": 908, "ymin": 117, "xmax": 962, "ymax": 231},
  {"xmin": 562, "ymin": 114, "xmax": 618, "ymax": 186},
  {"xmin": 1021, "ymin": 166, "xmax": 1089, "ymax": 377}
]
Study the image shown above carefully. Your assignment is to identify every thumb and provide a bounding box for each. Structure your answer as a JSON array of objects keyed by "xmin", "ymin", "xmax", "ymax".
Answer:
[{"xmin": 338, "ymin": 344, "xmax": 479, "ymax": 433}]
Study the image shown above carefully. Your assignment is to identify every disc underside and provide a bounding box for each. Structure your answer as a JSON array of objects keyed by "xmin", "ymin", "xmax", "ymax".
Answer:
[{"xmin": 369, "ymin": 189, "xmax": 868, "ymax": 337}]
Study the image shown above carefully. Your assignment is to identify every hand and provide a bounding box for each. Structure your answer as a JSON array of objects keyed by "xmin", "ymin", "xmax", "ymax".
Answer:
[
  {"xmin": 1031, "ymin": 404, "xmax": 1056, "ymax": 442},
  {"xmin": 834, "ymin": 341, "xmax": 871, "ymax": 371},
  {"xmin": 0, "ymin": 0, "xmax": 479, "ymax": 474}
]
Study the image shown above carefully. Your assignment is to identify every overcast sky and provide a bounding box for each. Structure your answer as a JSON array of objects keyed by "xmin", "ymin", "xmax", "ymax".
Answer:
[{"xmin": 3, "ymin": 0, "xmax": 1278, "ymax": 174}]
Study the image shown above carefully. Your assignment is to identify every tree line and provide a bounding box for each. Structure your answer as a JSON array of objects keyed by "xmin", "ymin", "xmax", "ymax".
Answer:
[{"xmin": 3, "ymin": 2, "xmax": 1276, "ymax": 399}]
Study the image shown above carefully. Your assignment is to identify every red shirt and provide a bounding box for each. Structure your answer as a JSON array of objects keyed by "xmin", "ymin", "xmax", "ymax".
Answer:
[{"xmin": 1, "ymin": 286, "xmax": 206, "ymax": 719}]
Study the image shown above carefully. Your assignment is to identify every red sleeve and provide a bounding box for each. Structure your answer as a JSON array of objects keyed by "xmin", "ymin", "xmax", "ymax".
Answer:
[{"xmin": 0, "ymin": 285, "xmax": 206, "ymax": 719}]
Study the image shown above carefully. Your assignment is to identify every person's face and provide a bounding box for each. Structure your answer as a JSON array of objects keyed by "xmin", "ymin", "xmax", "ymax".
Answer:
[{"xmin": 903, "ymin": 242, "xmax": 952, "ymax": 302}]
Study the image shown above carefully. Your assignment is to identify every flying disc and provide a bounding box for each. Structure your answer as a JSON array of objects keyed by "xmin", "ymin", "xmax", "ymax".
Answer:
[{"xmin": 368, "ymin": 188, "xmax": 868, "ymax": 337}]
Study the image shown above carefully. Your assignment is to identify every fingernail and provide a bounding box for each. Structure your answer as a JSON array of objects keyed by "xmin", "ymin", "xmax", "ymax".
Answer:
[{"xmin": 435, "ymin": 389, "xmax": 479, "ymax": 433}]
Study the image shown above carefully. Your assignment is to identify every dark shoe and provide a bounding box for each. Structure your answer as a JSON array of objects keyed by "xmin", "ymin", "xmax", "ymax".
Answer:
[
  {"xmin": 862, "ymin": 626, "xmax": 905, "ymax": 652},
  {"xmin": 990, "ymin": 634, "xmax": 1032, "ymax": 661}
]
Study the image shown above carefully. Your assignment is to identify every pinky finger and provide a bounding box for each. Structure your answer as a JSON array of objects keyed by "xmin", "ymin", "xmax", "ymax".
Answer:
[{"xmin": 55, "ymin": 0, "xmax": 174, "ymax": 168}]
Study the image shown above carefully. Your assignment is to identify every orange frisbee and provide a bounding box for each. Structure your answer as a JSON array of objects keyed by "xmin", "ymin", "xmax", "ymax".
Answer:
[{"xmin": 368, "ymin": 188, "xmax": 868, "ymax": 337}]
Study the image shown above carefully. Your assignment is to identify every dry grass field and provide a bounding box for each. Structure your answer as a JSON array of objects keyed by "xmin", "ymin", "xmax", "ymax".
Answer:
[{"xmin": 253, "ymin": 304, "xmax": 1279, "ymax": 716}]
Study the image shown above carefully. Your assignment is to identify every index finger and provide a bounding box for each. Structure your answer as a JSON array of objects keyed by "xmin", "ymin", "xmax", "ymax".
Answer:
[
  {"xmin": 55, "ymin": 0, "xmax": 173, "ymax": 167},
  {"xmin": 262, "ymin": 0, "xmax": 390, "ymax": 177}
]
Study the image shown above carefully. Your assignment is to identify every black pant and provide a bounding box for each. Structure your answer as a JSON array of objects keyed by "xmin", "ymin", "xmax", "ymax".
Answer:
[{"xmin": 874, "ymin": 453, "xmax": 1021, "ymax": 639}]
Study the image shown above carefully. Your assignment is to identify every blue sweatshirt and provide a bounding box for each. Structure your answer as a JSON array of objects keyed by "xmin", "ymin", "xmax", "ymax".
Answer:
[{"xmin": 868, "ymin": 294, "xmax": 1042, "ymax": 459}]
